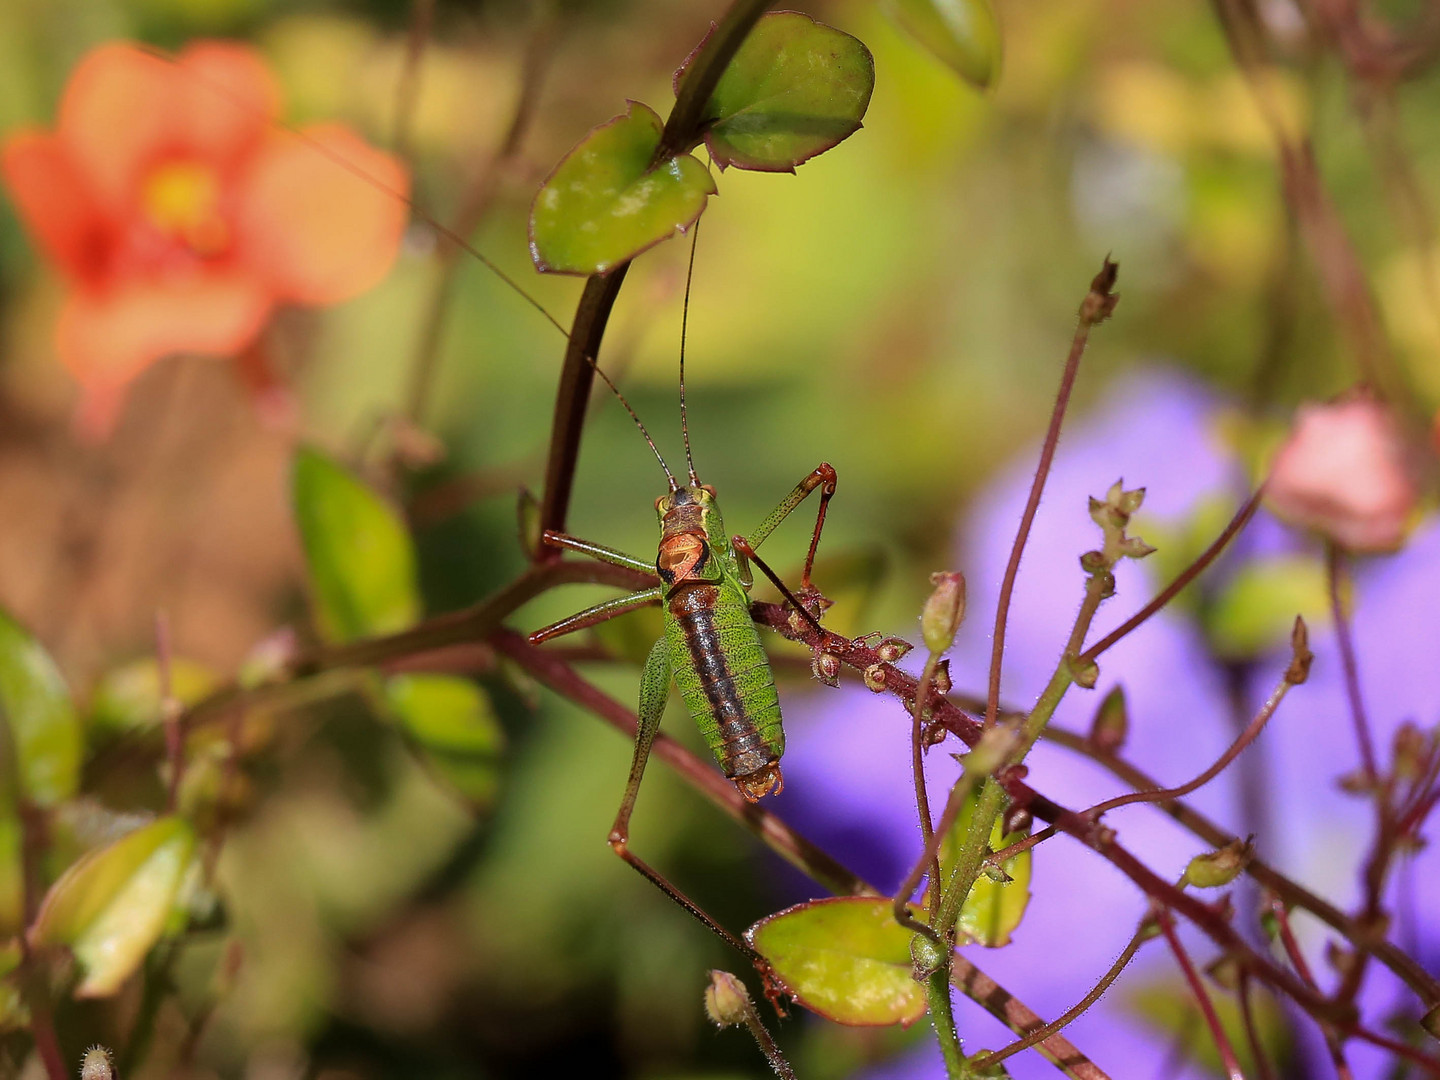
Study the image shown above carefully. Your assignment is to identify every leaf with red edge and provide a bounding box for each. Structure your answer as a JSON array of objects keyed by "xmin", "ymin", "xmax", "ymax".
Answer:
[
  {"xmin": 675, "ymin": 12, "xmax": 875, "ymax": 172},
  {"xmin": 747, "ymin": 897, "xmax": 927, "ymax": 1026},
  {"xmin": 529, "ymin": 101, "xmax": 716, "ymax": 275}
]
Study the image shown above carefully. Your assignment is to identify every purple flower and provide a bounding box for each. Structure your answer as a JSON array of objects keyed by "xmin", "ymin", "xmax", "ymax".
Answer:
[{"xmin": 777, "ymin": 370, "xmax": 1439, "ymax": 1077}]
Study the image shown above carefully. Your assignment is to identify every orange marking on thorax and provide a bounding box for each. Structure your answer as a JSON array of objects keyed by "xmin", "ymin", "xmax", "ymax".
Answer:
[{"xmin": 658, "ymin": 533, "xmax": 706, "ymax": 581}]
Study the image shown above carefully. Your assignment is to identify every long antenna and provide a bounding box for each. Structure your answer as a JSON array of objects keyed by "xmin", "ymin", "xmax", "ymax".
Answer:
[
  {"xmin": 583, "ymin": 356, "xmax": 678, "ymax": 492},
  {"xmin": 136, "ymin": 43, "xmax": 570, "ymax": 340},
  {"xmin": 678, "ymin": 220, "xmax": 702, "ymax": 485}
]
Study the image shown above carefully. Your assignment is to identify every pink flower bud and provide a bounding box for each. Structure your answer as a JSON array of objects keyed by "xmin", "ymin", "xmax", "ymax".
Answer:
[{"xmin": 1266, "ymin": 394, "xmax": 1419, "ymax": 553}]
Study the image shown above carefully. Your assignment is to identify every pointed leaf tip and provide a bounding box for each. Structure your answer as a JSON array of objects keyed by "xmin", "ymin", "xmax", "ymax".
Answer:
[{"xmin": 292, "ymin": 446, "xmax": 420, "ymax": 644}]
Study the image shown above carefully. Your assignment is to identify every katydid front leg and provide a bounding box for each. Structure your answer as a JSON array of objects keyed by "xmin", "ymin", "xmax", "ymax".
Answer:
[{"xmin": 528, "ymin": 530, "xmax": 662, "ymax": 644}]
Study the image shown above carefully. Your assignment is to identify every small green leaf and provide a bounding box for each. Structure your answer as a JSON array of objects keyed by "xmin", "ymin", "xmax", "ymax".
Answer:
[
  {"xmin": 30, "ymin": 816, "xmax": 196, "ymax": 998},
  {"xmin": 938, "ymin": 790, "xmax": 1031, "ymax": 947},
  {"xmin": 0, "ymin": 609, "xmax": 80, "ymax": 807},
  {"xmin": 385, "ymin": 675, "xmax": 505, "ymax": 807},
  {"xmin": 530, "ymin": 101, "xmax": 716, "ymax": 275},
  {"xmin": 88, "ymin": 657, "xmax": 217, "ymax": 737},
  {"xmin": 292, "ymin": 447, "xmax": 421, "ymax": 644},
  {"xmin": 676, "ymin": 11, "xmax": 875, "ymax": 172},
  {"xmin": 1206, "ymin": 555, "xmax": 1326, "ymax": 659},
  {"xmin": 882, "ymin": 0, "xmax": 1001, "ymax": 89},
  {"xmin": 747, "ymin": 897, "xmax": 927, "ymax": 1026}
]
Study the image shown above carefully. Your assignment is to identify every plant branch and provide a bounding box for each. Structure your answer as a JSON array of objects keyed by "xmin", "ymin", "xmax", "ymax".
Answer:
[
  {"xmin": 537, "ymin": 0, "xmax": 772, "ymax": 548},
  {"xmin": 985, "ymin": 258, "xmax": 1117, "ymax": 729},
  {"xmin": 1077, "ymin": 485, "xmax": 1265, "ymax": 667},
  {"xmin": 1157, "ymin": 911, "xmax": 1246, "ymax": 1080},
  {"xmin": 968, "ymin": 918, "xmax": 1152, "ymax": 1072}
]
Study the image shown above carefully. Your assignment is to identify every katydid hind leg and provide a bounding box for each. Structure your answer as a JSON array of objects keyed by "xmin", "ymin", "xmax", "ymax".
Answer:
[{"xmin": 609, "ymin": 637, "xmax": 759, "ymax": 962}]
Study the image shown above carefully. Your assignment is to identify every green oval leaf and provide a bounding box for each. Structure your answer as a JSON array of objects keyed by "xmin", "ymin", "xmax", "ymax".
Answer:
[
  {"xmin": 881, "ymin": 0, "xmax": 1001, "ymax": 89},
  {"xmin": 385, "ymin": 674, "xmax": 505, "ymax": 808},
  {"xmin": 530, "ymin": 101, "xmax": 717, "ymax": 275},
  {"xmin": 938, "ymin": 791, "xmax": 1032, "ymax": 947},
  {"xmin": 0, "ymin": 609, "xmax": 80, "ymax": 807},
  {"xmin": 0, "ymin": 814, "xmax": 20, "ymax": 937},
  {"xmin": 746, "ymin": 897, "xmax": 927, "ymax": 1026},
  {"xmin": 29, "ymin": 816, "xmax": 196, "ymax": 997},
  {"xmin": 292, "ymin": 447, "xmax": 421, "ymax": 644},
  {"xmin": 677, "ymin": 12, "xmax": 875, "ymax": 172}
]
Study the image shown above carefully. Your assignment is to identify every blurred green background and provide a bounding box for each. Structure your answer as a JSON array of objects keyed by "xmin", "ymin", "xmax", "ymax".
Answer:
[{"xmin": 0, "ymin": 0, "xmax": 1436, "ymax": 1077}]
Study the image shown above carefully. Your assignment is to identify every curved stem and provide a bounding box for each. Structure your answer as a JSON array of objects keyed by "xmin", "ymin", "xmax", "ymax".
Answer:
[{"xmin": 537, "ymin": 0, "xmax": 773, "ymax": 548}]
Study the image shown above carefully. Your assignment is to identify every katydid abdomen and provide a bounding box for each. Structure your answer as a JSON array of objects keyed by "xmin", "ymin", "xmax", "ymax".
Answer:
[{"xmin": 666, "ymin": 579, "xmax": 784, "ymax": 788}]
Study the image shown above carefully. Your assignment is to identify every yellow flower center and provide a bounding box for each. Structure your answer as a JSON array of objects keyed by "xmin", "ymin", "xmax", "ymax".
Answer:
[{"xmin": 142, "ymin": 160, "xmax": 229, "ymax": 256}]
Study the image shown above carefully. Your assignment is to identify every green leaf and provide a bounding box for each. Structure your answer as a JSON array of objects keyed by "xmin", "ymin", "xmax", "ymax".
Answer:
[
  {"xmin": 747, "ymin": 897, "xmax": 927, "ymax": 1026},
  {"xmin": 938, "ymin": 790, "xmax": 1031, "ymax": 947},
  {"xmin": 88, "ymin": 657, "xmax": 218, "ymax": 737},
  {"xmin": 292, "ymin": 447, "xmax": 421, "ymax": 644},
  {"xmin": 30, "ymin": 816, "xmax": 196, "ymax": 997},
  {"xmin": 1206, "ymin": 555, "xmax": 1326, "ymax": 659},
  {"xmin": 0, "ymin": 609, "xmax": 80, "ymax": 807},
  {"xmin": 676, "ymin": 11, "xmax": 875, "ymax": 172},
  {"xmin": 1129, "ymin": 975, "xmax": 1292, "ymax": 1076},
  {"xmin": 530, "ymin": 101, "xmax": 717, "ymax": 275},
  {"xmin": 881, "ymin": 0, "xmax": 1001, "ymax": 89},
  {"xmin": 385, "ymin": 675, "xmax": 505, "ymax": 807}
]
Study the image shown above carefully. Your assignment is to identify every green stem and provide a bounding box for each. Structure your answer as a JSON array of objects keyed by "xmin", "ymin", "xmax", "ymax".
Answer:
[
  {"xmin": 926, "ymin": 967, "xmax": 967, "ymax": 1079},
  {"xmin": 934, "ymin": 778, "xmax": 1005, "ymax": 936}
]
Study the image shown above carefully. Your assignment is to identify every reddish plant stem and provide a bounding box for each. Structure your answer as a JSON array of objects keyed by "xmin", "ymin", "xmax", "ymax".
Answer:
[
  {"xmin": 1041, "ymin": 722, "xmax": 1440, "ymax": 1007},
  {"xmin": 1325, "ymin": 543, "xmax": 1378, "ymax": 784},
  {"xmin": 1077, "ymin": 486, "xmax": 1265, "ymax": 667},
  {"xmin": 967, "ymin": 918, "xmax": 1151, "ymax": 1072},
  {"xmin": 984, "ymin": 259, "xmax": 1117, "ymax": 728},
  {"xmin": 1083, "ymin": 660, "xmax": 1295, "ymax": 818},
  {"xmin": 748, "ymin": 604, "xmax": 1341, "ymax": 1018},
  {"xmin": 538, "ymin": 0, "xmax": 772, "ymax": 547},
  {"xmin": 1157, "ymin": 912, "xmax": 1246, "ymax": 1080},
  {"xmin": 1236, "ymin": 974, "xmax": 1279, "ymax": 1080},
  {"xmin": 493, "ymin": 629, "xmax": 866, "ymax": 897}
]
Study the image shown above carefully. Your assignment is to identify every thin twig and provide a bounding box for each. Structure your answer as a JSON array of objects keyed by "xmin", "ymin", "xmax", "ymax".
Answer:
[
  {"xmin": 1077, "ymin": 485, "xmax": 1264, "ymax": 667},
  {"xmin": 1157, "ymin": 912, "xmax": 1245, "ymax": 1080},
  {"xmin": 968, "ymin": 919, "xmax": 1152, "ymax": 1072},
  {"xmin": 985, "ymin": 259, "xmax": 1117, "ymax": 728}
]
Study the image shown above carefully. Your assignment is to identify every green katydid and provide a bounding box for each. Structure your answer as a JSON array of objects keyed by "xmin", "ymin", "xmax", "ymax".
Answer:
[{"xmin": 526, "ymin": 235, "xmax": 838, "ymax": 944}]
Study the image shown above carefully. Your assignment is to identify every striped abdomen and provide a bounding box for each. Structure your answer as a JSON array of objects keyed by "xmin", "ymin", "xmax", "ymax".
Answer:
[{"xmin": 665, "ymin": 581, "xmax": 784, "ymax": 781}]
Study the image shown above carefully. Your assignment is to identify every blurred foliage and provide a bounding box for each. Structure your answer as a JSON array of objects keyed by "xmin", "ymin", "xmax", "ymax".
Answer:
[{"xmin": 0, "ymin": 0, "xmax": 1436, "ymax": 1077}]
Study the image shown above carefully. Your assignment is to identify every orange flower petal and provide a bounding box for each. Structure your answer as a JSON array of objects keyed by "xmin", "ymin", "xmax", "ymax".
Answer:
[
  {"xmin": 1, "ymin": 130, "xmax": 107, "ymax": 281},
  {"xmin": 235, "ymin": 124, "xmax": 409, "ymax": 305},
  {"xmin": 57, "ymin": 274, "xmax": 271, "ymax": 391},
  {"xmin": 59, "ymin": 41, "xmax": 280, "ymax": 213}
]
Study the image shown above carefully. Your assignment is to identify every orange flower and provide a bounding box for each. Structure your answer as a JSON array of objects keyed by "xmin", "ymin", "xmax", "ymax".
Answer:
[{"xmin": 1, "ymin": 41, "xmax": 409, "ymax": 430}]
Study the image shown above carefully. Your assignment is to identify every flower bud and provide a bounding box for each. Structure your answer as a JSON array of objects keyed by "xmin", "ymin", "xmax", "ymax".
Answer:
[
  {"xmin": 81, "ymin": 1047, "xmax": 115, "ymax": 1080},
  {"xmin": 1266, "ymin": 392, "xmax": 1419, "ymax": 553},
  {"xmin": 921, "ymin": 572, "xmax": 967, "ymax": 655},
  {"xmin": 1088, "ymin": 685, "xmax": 1128, "ymax": 753},
  {"xmin": 703, "ymin": 970, "xmax": 752, "ymax": 1028},
  {"xmin": 877, "ymin": 637, "xmax": 914, "ymax": 663},
  {"xmin": 863, "ymin": 663, "xmax": 887, "ymax": 692},
  {"xmin": 1183, "ymin": 838, "xmax": 1252, "ymax": 888},
  {"xmin": 811, "ymin": 651, "xmax": 841, "ymax": 687}
]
